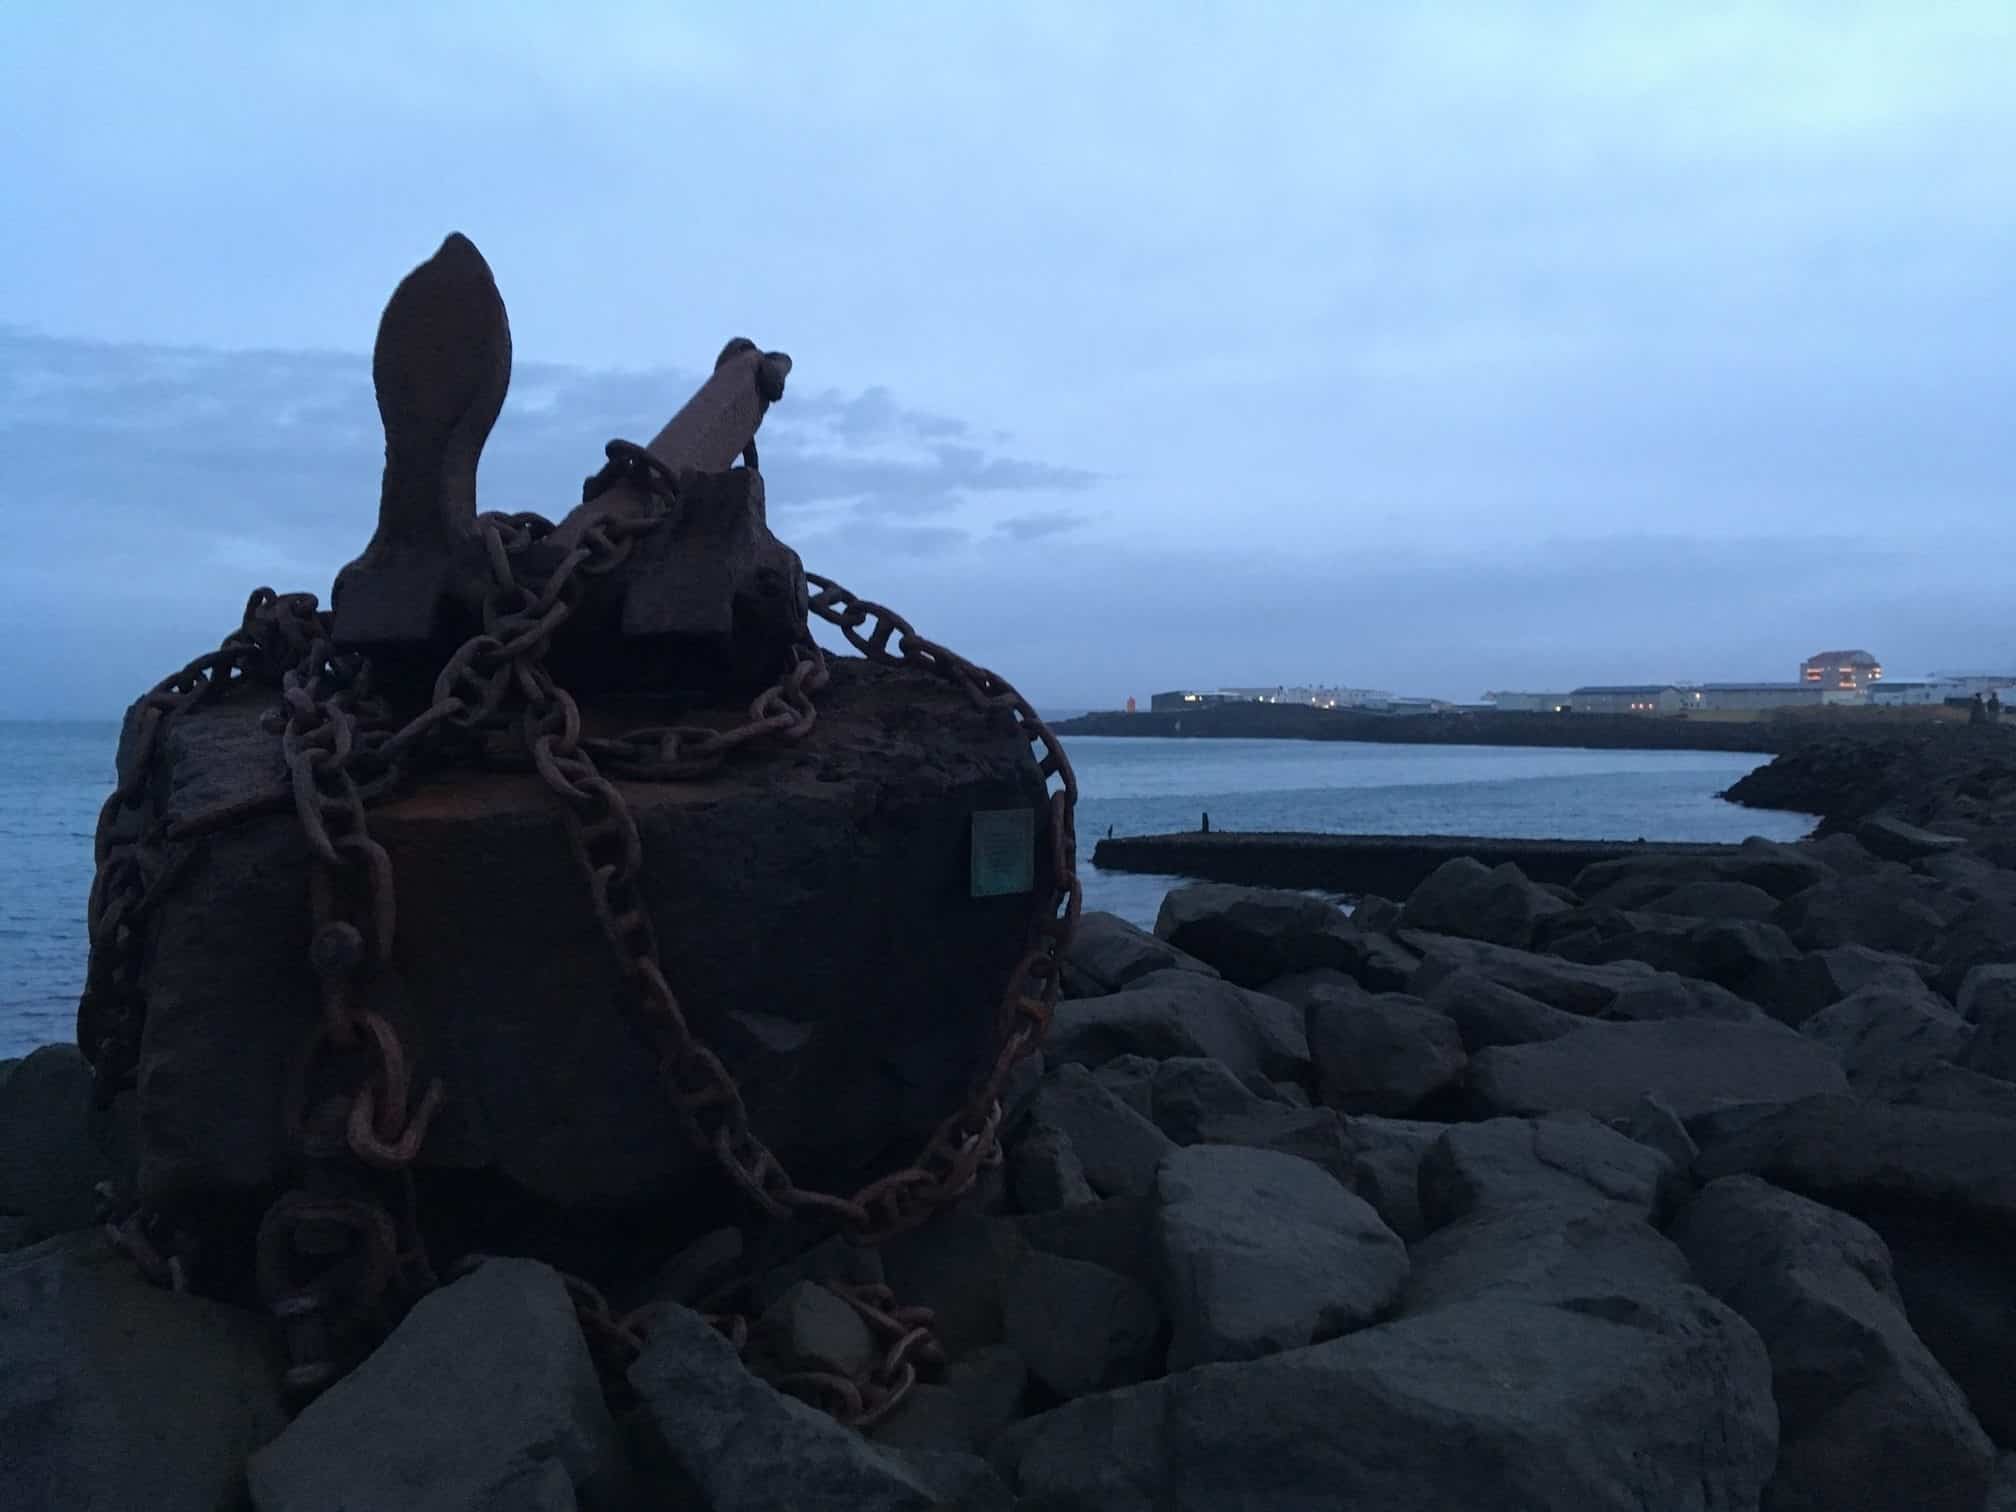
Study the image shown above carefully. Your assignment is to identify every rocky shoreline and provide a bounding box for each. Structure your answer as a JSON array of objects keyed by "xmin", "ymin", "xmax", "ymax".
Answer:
[{"xmin": 8, "ymin": 730, "xmax": 2016, "ymax": 1508}]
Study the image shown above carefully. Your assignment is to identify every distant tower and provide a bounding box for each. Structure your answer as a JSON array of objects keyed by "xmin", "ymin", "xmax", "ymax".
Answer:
[{"xmin": 1125, "ymin": 696, "xmax": 1137, "ymax": 715}]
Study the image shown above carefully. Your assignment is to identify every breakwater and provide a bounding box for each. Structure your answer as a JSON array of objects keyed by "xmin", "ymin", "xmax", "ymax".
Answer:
[
  {"xmin": 1091, "ymin": 830, "xmax": 1749, "ymax": 895},
  {"xmin": 1055, "ymin": 704, "xmax": 1789, "ymax": 751}
]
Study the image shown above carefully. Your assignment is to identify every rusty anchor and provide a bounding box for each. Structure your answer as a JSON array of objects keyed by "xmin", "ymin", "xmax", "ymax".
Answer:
[{"xmin": 331, "ymin": 233, "xmax": 807, "ymax": 699}]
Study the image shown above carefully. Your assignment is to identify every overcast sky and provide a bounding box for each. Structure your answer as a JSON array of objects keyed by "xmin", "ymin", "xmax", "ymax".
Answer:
[{"xmin": 4, "ymin": 3, "xmax": 2013, "ymax": 717}]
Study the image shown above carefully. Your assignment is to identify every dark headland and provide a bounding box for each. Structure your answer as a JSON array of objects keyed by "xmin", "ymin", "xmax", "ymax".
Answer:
[{"xmin": 1054, "ymin": 699, "xmax": 1984, "ymax": 754}]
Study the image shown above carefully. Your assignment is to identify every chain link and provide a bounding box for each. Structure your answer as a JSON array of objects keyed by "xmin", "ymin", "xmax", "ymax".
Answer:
[{"xmin": 79, "ymin": 443, "xmax": 1079, "ymax": 1422}]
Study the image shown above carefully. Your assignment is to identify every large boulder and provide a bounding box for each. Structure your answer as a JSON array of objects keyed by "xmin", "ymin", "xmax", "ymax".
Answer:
[
  {"xmin": 1932, "ymin": 896, "xmax": 2016, "ymax": 998},
  {"xmin": 1858, "ymin": 813, "xmax": 1973, "ymax": 863},
  {"xmin": 1801, "ymin": 981, "xmax": 1973, "ymax": 1091},
  {"xmin": 1417, "ymin": 1114, "xmax": 1674, "ymax": 1230},
  {"xmin": 1395, "ymin": 857, "xmax": 1570, "ymax": 949},
  {"xmin": 1000, "ymin": 1248, "xmax": 1161, "ymax": 1400},
  {"xmin": 1062, "ymin": 911, "xmax": 1218, "ymax": 998},
  {"xmin": 3, "ymin": 1231, "xmax": 286, "ymax": 1512},
  {"xmin": 629, "ymin": 1303, "xmax": 1008, "ymax": 1510},
  {"xmin": 1154, "ymin": 1145, "xmax": 1407, "ymax": 1370},
  {"xmin": 249, "ymin": 1257, "xmax": 623, "ymax": 1512},
  {"xmin": 129, "ymin": 658, "xmax": 1055, "ymax": 1211},
  {"xmin": 1573, "ymin": 841, "xmax": 1832, "ymax": 907},
  {"xmin": 1340, "ymin": 1115, "xmax": 1447, "ymax": 1242},
  {"xmin": 1693, "ymin": 1096, "xmax": 2016, "ymax": 1230},
  {"xmin": 1153, "ymin": 883, "xmax": 1416, "ymax": 990},
  {"xmin": 1775, "ymin": 873, "xmax": 1954, "ymax": 959},
  {"xmin": 1301, "ymin": 982, "xmax": 1466, "ymax": 1116},
  {"xmin": 1407, "ymin": 933, "xmax": 1774, "ymax": 1026},
  {"xmin": 1674, "ymin": 1176, "xmax": 1995, "ymax": 1512},
  {"xmin": 1470, "ymin": 1018, "xmax": 1847, "ymax": 1123},
  {"xmin": 1026, "ymin": 1067, "xmax": 1174, "ymax": 1200},
  {"xmin": 1043, "ymin": 970, "xmax": 1309, "ymax": 1086},
  {"xmin": 0, "ymin": 1046, "xmax": 116, "ymax": 1239},
  {"xmin": 1960, "ymin": 963, "xmax": 2016, "ymax": 1082},
  {"xmin": 1635, "ymin": 878, "xmax": 1783, "ymax": 920},
  {"xmin": 870, "ymin": 1345, "xmax": 1029, "ymax": 1458},
  {"xmin": 993, "ymin": 1285, "xmax": 1776, "ymax": 1511},
  {"xmin": 1403, "ymin": 1198, "xmax": 1693, "ymax": 1316},
  {"xmin": 1422, "ymin": 969, "xmax": 1586, "ymax": 1050}
]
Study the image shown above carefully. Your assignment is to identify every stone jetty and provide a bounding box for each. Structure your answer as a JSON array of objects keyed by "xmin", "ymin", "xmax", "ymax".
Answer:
[{"xmin": 8, "ymin": 732, "xmax": 2016, "ymax": 1508}]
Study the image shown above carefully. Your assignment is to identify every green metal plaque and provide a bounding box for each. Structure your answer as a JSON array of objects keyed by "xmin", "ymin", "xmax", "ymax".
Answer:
[{"xmin": 970, "ymin": 808, "xmax": 1036, "ymax": 898}]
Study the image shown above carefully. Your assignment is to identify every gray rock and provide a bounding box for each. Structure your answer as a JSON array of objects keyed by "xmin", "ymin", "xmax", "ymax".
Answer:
[
  {"xmin": 1960, "ymin": 963, "xmax": 2016, "ymax": 1081},
  {"xmin": 1637, "ymin": 878, "xmax": 1782, "ymax": 919},
  {"xmin": 1006, "ymin": 1194, "xmax": 1158, "ymax": 1295},
  {"xmin": 3, "ymin": 1231, "xmax": 286, "ymax": 1512},
  {"xmin": 1932, "ymin": 895, "xmax": 2016, "ymax": 998},
  {"xmin": 756, "ymin": 1281, "xmax": 878, "ymax": 1381},
  {"xmin": 1303, "ymin": 983, "xmax": 1466, "ymax": 1116},
  {"xmin": 1418, "ymin": 1114, "xmax": 1675, "ymax": 1230},
  {"xmin": 1470, "ymin": 1017, "xmax": 1848, "ymax": 1122},
  {"xmin": 630, "ymin": 1303, "xmax": 1009, "ymax": 1510},
  {"xmin": 1777, "ymin": 873, "xmax": 1953, "ymax": 959},
  {"xmin": 0, "ymin": 1045, "xmax": 114, "ymax": 1238},
  {"xmin": 1626, "ymin": 1091, "xmax": 1699, "ymax": 1171},
  {"xmin": 1405, "ymin": 1198, "xmax": 1694, "ymax": 1316},
  {"xmin": 1341, "ymin": 1114, "xmax": 1447, "ymax": 1242},
  {"xmin": 993, "ymin": 1286, "xmax": 1776, "ymax": 1511},
  {"xmin": 1959, "ymin": 962, "xmax": 2016, "ymax": 1024},
  {"xmin": 131, "ymin": 660, "xmax": 1050, "ymax": 1211},
  {"xmin": 753, "ymin": 1232, "xmax": 884, "ymax": 1313},
  {"xmin": 1878, "ymin": 1215, "xmax": 2016, "ymax": 1446},
  {"xmin": 1155, "ymin": 1145, "xmax": 1407, "ymax": 1370},
  {"xmin": 0, "ymin": 1216, "xmax": 35, "ymax": 1252},
  {"xmin": 1674, "ymin": 1176, "xmax": 1995, "ymax": 1512},
  {"xmin": 1802, "ymin": 981, "xmax": 1972, "ymax": 1089},
  {"xmin": 1396, "ymin": 857, "xmax": 1570, "ymax": 949},
  {"xmin": 249, "ymin": 1257, "xmax": 621, "ymax": 1512},
  {"xmin": 1009, "ymin": 1122, "xmax": 1096, "ymax": 1213},
  {"xmin": 1874, "ymin": 1059, "xmax": 2016, "ymax": 1118},
  {"xmin": 1181, "ymin": 1098, "xmax": 1361, "ymax": 1190},
  {"xmin": 1859, "ymin": 813, "xmax": 1973, "ymax": 863},
  {"xmin": 1064, "ymin": 910, "xmax": 1219, "ymax": 996},
  {"xmin": 1089, "ymin": 1053, "xmax": 1157, "ymax": 1116},
  {"xmin": 1791, "ymin": 944, "xmax": 1942, "ymax": 1024},
  {"xmin": 1574, "ymin": 842, "xmax": 1832, "ymax": 905},
  {"xmin": 1001, "ymin": 1249, "xmax": 1160, "ymax": 1398},
  {"xmin": 1154, "ymin": 883, "xmax": 1417, "ymax": 990},
  {"xmin": 1348, "ymin": 894, "xmax": 1403, "ymax": 933},
  {"xmin": 1044, "ymin": 970, "xmax": 1310, "ymax": 1086},
  {"xmin": 1408, "ymin": 932, "xmax": 1773, "ymax": 1025},
  {"xmin": 1694, "ymin": 1095, "xmax": 2016, "ymax": 1228},
  {"xmin": 870, "ymin": 1345, "xmax": 1028, "ymax": 1457},
  {"xmin": 1803, "ymin": 831, "xmax": 1883, "ymax": 875},
  {"xmin": 1988, "ymin": 1454, "xmax": 2016, "ymax": 1512},
  {"xmin": 1127, "ymin": 1056, "xmax": 1276, "ymax": 1144},
  {"xmin": 1423, "ymin": 968, "xmax": 1585, "ymax": 1049},
  {"xmin": 878, "ymin": 1210, "xmax": 1010, "ymax": 1357},
  {"xmin": 1028, "ymin": 1065, "xmax": 1174, "ymax": 1199}
]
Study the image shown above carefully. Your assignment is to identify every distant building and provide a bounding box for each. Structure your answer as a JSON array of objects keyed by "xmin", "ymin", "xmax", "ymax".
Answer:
[
  {"xmin": 1148, "ymin": 689, "xmax": 1239, "ymax": 713},
  {"xmin": 1485, "ymin": 691, "xmax": 1571, "ymax": 714},
  {"xmin": 1870, "ymin": 677, "xmax": 2016, "ymax": 707},
  {"xmin": 1800, "ymin": 650, "xmax": 1883, "ymax": 690},
  {"xmin": 1218, "ymin": 685, "xmax": 1395, "ymax": 710},
  {"xmin": 1691, "ymin": 682, "xmax": 1827, "ymax": 713},
  {"xmin": 1568, "ymin": 685, "xmax": 1687, "ymax": 715}
]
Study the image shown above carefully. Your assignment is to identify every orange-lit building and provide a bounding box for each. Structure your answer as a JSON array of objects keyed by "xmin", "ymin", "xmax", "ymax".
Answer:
[{"xmin": 1800, "ymin": 650, "xmax": 1882, "ymax": 689}]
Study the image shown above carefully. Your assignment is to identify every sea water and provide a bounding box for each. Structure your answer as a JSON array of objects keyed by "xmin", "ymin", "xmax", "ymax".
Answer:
[{"xmin": 0, "ymin": 723, "xmax": 1808, "ymax": 1057}]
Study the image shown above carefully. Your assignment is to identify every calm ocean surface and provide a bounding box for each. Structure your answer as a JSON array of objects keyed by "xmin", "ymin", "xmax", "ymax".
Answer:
[{"xmin": 0, "ymin": 722, "xmax": 1809, "ymax": 1058}]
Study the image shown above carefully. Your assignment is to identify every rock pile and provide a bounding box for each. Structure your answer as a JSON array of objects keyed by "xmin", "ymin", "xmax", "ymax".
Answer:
[{"xmin": 10, "ymin": 817, "xmax": 2016, "ymax": 1506}]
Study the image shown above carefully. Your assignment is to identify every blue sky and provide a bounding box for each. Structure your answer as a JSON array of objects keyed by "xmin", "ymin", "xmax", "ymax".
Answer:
[{"xmin": 4, "ymin": 3, "xmax": 2014, "ymax": 715}]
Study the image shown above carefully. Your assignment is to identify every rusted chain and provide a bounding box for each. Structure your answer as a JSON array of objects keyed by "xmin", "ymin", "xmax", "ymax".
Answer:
[{"xmin": 79, "ymin": 438, "xmax": 1079, "ymax": 1425}]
